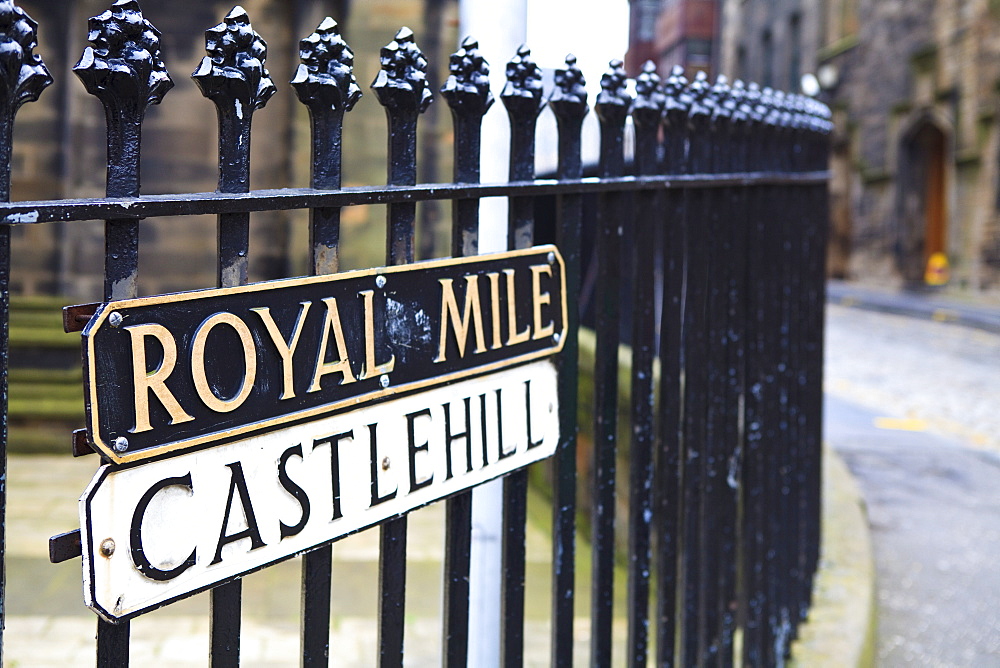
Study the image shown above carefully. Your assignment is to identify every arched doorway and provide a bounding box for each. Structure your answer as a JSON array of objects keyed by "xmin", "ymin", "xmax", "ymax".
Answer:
[{"xmin": 898, "ymin": 120, "xmax": 948, "ymax": 284}]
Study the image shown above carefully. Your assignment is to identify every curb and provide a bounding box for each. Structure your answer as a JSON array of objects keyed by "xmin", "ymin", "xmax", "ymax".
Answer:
[
  {"xmin": 789, "ymin": 445, "xmax": 876, "ymax": 667},
  {"xmin": 828, "ymin": 280, "xmax": 1000, "ymax": 335}
]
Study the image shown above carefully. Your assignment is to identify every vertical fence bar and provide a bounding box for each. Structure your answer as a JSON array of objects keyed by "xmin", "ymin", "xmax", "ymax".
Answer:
[
  {"xmin": 371, "ymin": 27, "xmax": 432, "ymax": 668},
  {"xmin": 625, "ymin": 61, "xmax": 663, "ymax": 668},
  {"xmin": 760, "ymin": 87, "xmax": 784, "ymax": 666},
  {"xmin": 291, "ymin": 17, "xmax": 362, "ymax": 666},
  {"xmin": 680, "ymin": 72, "xmax": 712, "ymax": 665},
  {"xmin": 74, "ymin": 2, "xmax": 173, "ymax": 663},
  {"xmin": 656, "ymin": 66, "xmax": 689, "ymax": 668},
  {"xmin": 439, "ymin": 36, "xmax": 492, "ymax": 667},
  {"xmin": 726, "ymin": 79, "xmax": 752, "ymax": 668},
  {"xmin": 0, "ymin": 4, "xmax": 50, "ymax": 665},
  {"xmin": 498, "ymin": 45, "xmax": 544, "ymax": 666},
  {"xmin": 547, "ymin": 54, "xmax": 588, "ymax": 666},
  {"xmin": 709, "ymin": 74, "xmax": 742, "ymax": 665},
  {"xmin": 740, "ymin": 81, "xmax": 767, "ymax": 667},
  {"xmin": 700, "ymin": 78, "xmax": 726, "ymax": 665},
  {"xmin": 193, "ymin": 8, "xmax": 276, "ymax": 666},
  {"xmin": 590, "ymin": 59, "xmax": 631, "ymax": 667}
]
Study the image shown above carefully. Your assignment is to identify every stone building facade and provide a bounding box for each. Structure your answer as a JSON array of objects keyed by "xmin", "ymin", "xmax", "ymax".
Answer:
[
  {"xmin": 9, "ymin": 0, "xmax": 456, "ymax": 301},
  {"xmin": 722, "ymin": 0, "xmax": 1000, "ymax": 292}
]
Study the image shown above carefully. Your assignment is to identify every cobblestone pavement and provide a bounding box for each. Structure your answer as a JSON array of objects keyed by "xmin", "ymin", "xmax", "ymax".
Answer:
[
  {"xmin": 825, "ymin": 303, "xmax": 1000, "ymax": 666},
  {"xmin": 826, "ymin": 303, "xmax": 1000, "ymax": 454}
]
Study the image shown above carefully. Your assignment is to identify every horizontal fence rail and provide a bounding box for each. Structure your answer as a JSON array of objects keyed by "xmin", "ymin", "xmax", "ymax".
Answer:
[{"xmin": 0, "ymin": 1, "xmax": 831, "ymax": 666}]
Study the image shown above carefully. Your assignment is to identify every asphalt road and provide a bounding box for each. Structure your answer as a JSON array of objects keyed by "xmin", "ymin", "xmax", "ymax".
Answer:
[{"xmin": 825, "ymin": 304, "xmax": 1000, "ymax": 666}]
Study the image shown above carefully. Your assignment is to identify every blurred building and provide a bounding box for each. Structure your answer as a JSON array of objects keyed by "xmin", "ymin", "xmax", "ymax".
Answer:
[
  {"xmin": 625, "ymin": 0, "xmax": 720, "ymax": 78},
  {"xmin": 722, "ymin": 0, "xmax": 1000, "ymax": 292}
]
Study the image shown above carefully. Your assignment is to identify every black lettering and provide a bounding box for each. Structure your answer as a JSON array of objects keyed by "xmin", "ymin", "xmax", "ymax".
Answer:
[
  {"xmin": 497, "ymin": 388, "xmax": 514, "ymax": 460},
  {"xmin": 443, "ymin": 398, "xmax": 473, "ymax": 480},
  {"xmin": 407, "ymin": 408, "xmax": 434, "ymax": 492},
  {"xmin": 212, "ymin": 462, "xmax": 267, "ymax": 565},
  {"xmin": 369, "ymin": 423, "xmax": 397, "ymax": 506},
  {"xmin": 130, "ymin": 473, "xmax": 196, "ymax": 582},
  {"xmin": 525, "ymin": 380, "xmax": 544, "ymax": 449},
  {"xmin": 479, "ymin": 393, "xmax": 490, "ymax": 467},
  {"xmin": 278, "ymin": 444, "xmax": 311, "ymax": 540},
  {"xmin": 314, "ymin": 431, "xmax": 354, "ymax": 520}
]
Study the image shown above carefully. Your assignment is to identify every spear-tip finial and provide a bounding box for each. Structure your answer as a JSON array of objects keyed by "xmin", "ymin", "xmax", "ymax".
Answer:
[
  {"xmin": 192, "ymin": 5, "xmax": 276, "ymax": 112},
  {"xmin": 74, "ymin": 0, "xmax": 172, "ymax": 111},
  {"xmin": 441, "ymin": 35, "xmax": 494, "ymax": 115},
  {"xmin": 291, "ymin": 16, "xmax": 361, "ymax": 112},
  {"xmin": 0, "ymin": 1, "xmax": 52, "ymax": 114},
  {"xmin": 371, "ymin": 25, "xmax": 433, "ymax": 113}
]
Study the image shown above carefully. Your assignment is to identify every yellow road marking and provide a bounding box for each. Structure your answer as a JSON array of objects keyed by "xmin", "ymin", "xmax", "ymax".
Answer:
[{"xmin": 873, "ymin": 417, "xmax": 928, "ymax": 432}]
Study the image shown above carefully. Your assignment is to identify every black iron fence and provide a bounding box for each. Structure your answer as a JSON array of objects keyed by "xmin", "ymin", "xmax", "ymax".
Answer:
[{"xmin": 0, "ymin": 1, "xmax": 831, "ymax": 666}]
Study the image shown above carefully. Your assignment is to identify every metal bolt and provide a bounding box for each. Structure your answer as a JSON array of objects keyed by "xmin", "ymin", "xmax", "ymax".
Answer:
[
  {"xmin": 108, "ymin": 311, "xmax": 123, "ymax": 328},
  {"xmin": 100, "ymin": 538, "xmax": 115, "ymax": 558},
  {"xmin": 547, "ymin": 251, "xmax": 556, "ymax": 264},
  {"xmin": 553, "ymin": 332, "xmax": 561, "ymax": 344},
  {"xmin": 376, "ymin": 275, "xmax": 387, "ymax": 289},
  {"xmin": 380, "ymin": 374, "xmax": 390, "ymax": 388},
  {"xmin": 113, "ymin": 436, "xmax": 128, "ymax": 453},
  {"xmin": 382, "ymin": 456, "xmax": 391, "ymax": 471}
]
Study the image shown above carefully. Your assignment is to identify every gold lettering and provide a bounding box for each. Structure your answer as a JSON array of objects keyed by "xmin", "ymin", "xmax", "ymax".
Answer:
[
  {"xmin": 530, "ymin": 264, "xmax": 555, "ymax": 340},
  {"xmin": 251, "ymin": 302, "xmax": 312, "ymax": 400},
  {"xmin": 487, "ymin": 272, "xmax": 503, "ymax": 350},
  {"xmin": 309, "ymin": 297, "xmax": 356, "ymax": 392},
  {"xmin": 434, "ymin": 276, "xmax": 487, "ymax": 363},
  {"xmin": 505, "ymin": 268, "xmax": 531, "ymax": 346},
  {"xmin": 191, "ymin": 312, "xmax": 257, "ymax": 413},
  {"xmin": 126, "ymin": 323, "xmax": 194, "ymax": 433},
  {"xmin": 358, "ymin": 290, "xmax": 396, "ymax": 379}
]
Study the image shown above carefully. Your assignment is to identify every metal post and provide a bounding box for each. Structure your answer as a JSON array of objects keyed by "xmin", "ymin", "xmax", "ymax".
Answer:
[
  {"xmin": 371, "ymin": 27, "xmax": 432, "ymax": 668},
  {"xmin": 547, "ymin": 53, "xmax": 588, "ymax": 667},
  {"xmin": 655, "ymin": 65, "xmax": 690, "ymax": 668},
  {"xmin": 590, "ymin": 58, "xmax": 630, "ymax": 668},
  {"xmin": 497, "ymin": 44, "xmax": 544, "ymax": 668},
  {"xmin": 0, "ymin": 4, "xmax": 50, "ymax": 665},
  {"xmin": 193, "ymin": 7, "xmax": 276, "ymax": 666},
  {"xmin": 440, "ymin": 35, "xmax": 493, "ymax": 667},
  {"xmin": 626, "ymin": 60, "xmax": 663, "ymax": 668},
  {"xmin": 291, "ymin": 17, "xmax": 362, "ymax": 667},
  {"xmin": 74, "ymin": 1, "xmax": 173, "ymax": 663}
]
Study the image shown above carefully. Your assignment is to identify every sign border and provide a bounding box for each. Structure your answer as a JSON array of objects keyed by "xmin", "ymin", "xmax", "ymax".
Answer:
[{"xmin": 83, "ymin": 246, "xmax": 567, "ymax": 464}]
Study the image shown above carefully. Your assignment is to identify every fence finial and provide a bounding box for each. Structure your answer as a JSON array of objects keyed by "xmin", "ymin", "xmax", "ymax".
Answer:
[
  {"xmin": 441, "ymin": 36, "xmax": 493, "ymax": 117},
  {"xmin": 550, "ymin": 53, "xmax": 588, "ymax": 114},
  {"xmin": 74, "ymin": 0, "xmax": 171, "ymax": 199},
  {"xmin": 371, "ymin": 27, "xmax": 432, "ymax": 113},
  {"xmin": 710, "ymin": 75, "xmax": 733, "ymax": 124},
  {"xmin": 596, "ymin": 59, "xmax": 630, "ymax": 111},
  {"xmin": 501, "ymin": 44, "xmax": 544, "ymax": 118},
  {"xmin": 632, "ymin": 61, "xmax": 665, "ymax": 118},
  {"xmin": 193, "ymin": 6, "xmax": 276, "ymax": 113},
  {"xmin": 74, "ymin": 0, "xmax": 172, "ymax": 115},
  {"xmin": 291, "ymin": 17, "xmax": 361, "ymax": 113},
  {"xmin": 0, "ymin": 1, "xmax": 52, "ymax": 117}
]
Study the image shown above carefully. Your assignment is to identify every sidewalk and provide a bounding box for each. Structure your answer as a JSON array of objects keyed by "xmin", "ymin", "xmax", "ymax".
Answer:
[
  {"xmin": 828, "ymin": 279, "xmax": 1000, "ymax": 334},
  {"xmin": 3, "ymin": 455, "xmax": 607, "ymax": 666}
]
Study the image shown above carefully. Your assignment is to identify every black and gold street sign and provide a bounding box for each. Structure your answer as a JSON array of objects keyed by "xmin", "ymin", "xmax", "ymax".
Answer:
[{"xmin": 80, "ymin": 246, "xmax": 566, "ymax": 464}]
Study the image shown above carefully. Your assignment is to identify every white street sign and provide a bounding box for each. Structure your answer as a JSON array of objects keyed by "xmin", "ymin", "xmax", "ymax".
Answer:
[{"xmin": 81, "ymin": 360, "xmax": 559, "ymax": 622}]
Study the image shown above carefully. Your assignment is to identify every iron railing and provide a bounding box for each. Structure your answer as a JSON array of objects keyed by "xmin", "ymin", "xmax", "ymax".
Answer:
[{"xmin": 0, "ymin": 1, "xmax": 831, "ymax": 666}]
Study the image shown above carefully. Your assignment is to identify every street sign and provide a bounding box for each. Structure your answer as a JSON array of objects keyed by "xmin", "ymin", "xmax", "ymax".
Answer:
[
  {"xmin": 79, "ymin": 246, "xmax": 565, "ymax": 463},
  {"xmin": 81, "ymin": 359, "xmax": 558, "ymax": 621}
]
